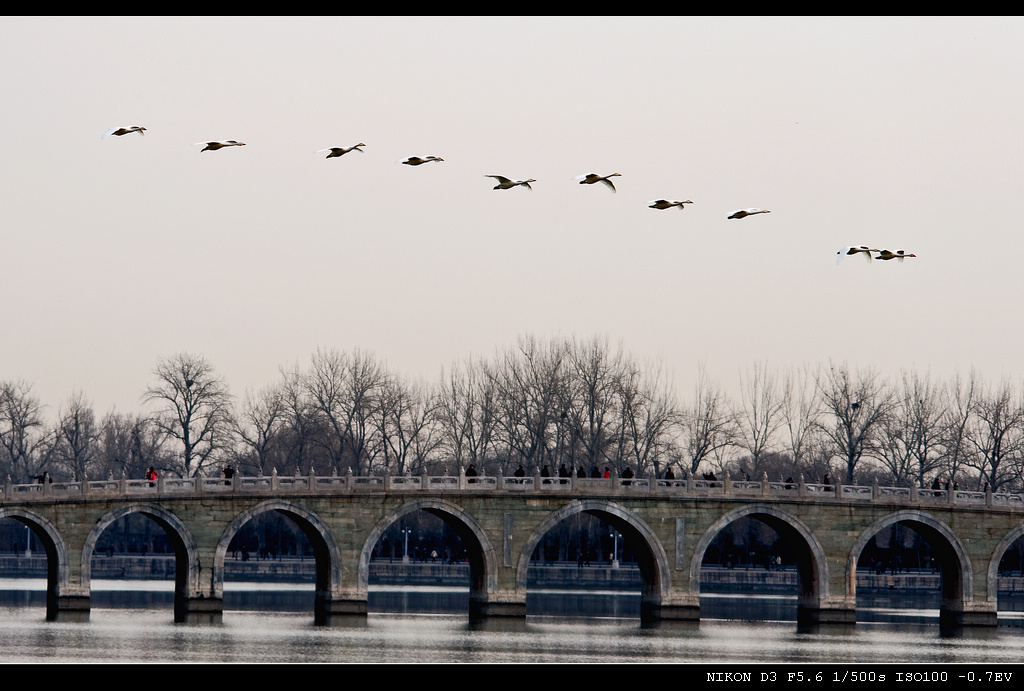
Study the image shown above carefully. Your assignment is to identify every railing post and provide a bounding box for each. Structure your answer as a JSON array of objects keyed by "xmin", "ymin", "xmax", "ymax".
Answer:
[
  {"xmin": 119, "ymin": 472, "xmax": 128, "ymax": 496},
  {"xmin": 872, "ymin": 479, "xmax": 880, "ymax": 500},
  {"xmin": 723, "ymin": 474, "xmax": 732, "ymax": 496},
  {"xmin": 194, "ymin": 473, "xmax": 203, "ymax": 494},
  {"xmin": 309, "ymin": 467, "xmax": 317, "ymax": 493},
  {"xmin": 985, "ymin": 484, "xmax": 993, "ymax": 507},
  {"xmin": 761, "ymin": 472, "xmax": 769, "ymax": 496},
  {"xmin": 157, "ymin": 474, "xmax": 165, "ymax": 494},
  {"xmin": 271, "ymin": 468, "xmax": 279, "ymax": 492}
]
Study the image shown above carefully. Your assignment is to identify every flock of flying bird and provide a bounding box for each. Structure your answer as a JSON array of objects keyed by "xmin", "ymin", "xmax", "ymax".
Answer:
[
  {"xmin": 102, "ymin": 124, "xmax": 917, "ymax": 264},
  {"xmin": 836, "ymin": 246, "xmax": 918, "ymax": 263}
]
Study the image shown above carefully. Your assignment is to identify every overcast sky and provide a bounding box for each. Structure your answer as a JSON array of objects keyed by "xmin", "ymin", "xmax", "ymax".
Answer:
[{"xmin": 3, "ymin": 16, "xmax": 1023, "ymax": 418}]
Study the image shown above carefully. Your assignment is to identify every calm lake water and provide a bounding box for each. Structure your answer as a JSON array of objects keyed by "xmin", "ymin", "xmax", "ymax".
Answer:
[{"xmin": 2, "ymin": 579, "xmax": 1024, "ymax": 665}]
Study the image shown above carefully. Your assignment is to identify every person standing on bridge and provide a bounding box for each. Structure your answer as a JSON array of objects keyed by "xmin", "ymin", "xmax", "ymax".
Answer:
[
  {"xmin": 621, "ymin": 466, "xmax": 634, "ymax": 485},
  {"xmin": 146, "ymin": 467, "xmax": 158, "ymax": 487},
  {"xmin": 223, "ymin": 464, "xmax": 235, "ymax": 486}
]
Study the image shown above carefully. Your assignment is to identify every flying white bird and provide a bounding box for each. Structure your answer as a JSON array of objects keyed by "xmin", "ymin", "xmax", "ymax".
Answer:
[
  {"xmin": 195, "ymin": 140, "xmax": 246, "ymax": 151},
  {"xmin": 836, "ymin": 246, "xmax": 879, "ymax": 264},
  {"xmin": 875, "ymin": 249, "xmax": 917, "ymax": 262},
  {"xmin": 648, "ymin": 199, "xmax": 693, "ymax": 210},
  {"xmin": 574, "ymin": 172, "xmax": 621, "ymax": 192},
  {"xmin": 317, "ymin": 143, "xmax": 365, "ymax": 158},
  {"xmin": 102, "ymin": 126, "xmax": 146, "ymax": 138},
  {"xmin": 728, "ymin": 208, "xmax": 770, "ymax": 219},
  {"xmin": 485, "ymin": 175, "xmax": 535, "ymax": 190},
  {"xmin": 400, "ymin": 156, "xmax": 444, "ymax": 166}
]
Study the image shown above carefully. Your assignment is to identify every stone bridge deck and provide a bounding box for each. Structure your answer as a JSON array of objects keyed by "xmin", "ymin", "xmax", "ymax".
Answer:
[
  {"xmin": 1, "ymin": 470, "xmax": 1022, "ymax": 628},
  {"xmin": 5, "ymin": 470, "xmax": 1020, "ymax": 508}
]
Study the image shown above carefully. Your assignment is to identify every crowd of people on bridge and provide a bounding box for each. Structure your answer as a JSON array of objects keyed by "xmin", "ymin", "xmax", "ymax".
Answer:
[{"xmin": 507, "ymin": 464, "xmax": 654, "ymax": 485}]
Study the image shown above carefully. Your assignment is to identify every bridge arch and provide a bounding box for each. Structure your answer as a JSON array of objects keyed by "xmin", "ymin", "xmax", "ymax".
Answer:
[
  {"xmin": 83, "ymin": 503, "xmax": 200, "ymax": 621},
  {"xmin": 690, "ymin": 504, "xmax": 830, "ymax": 614},
  {"xmin": 988, "ymin": 523, "xmax": 1024, "ymax": 601},
  {"xmin": 214, "ymin": 499, "xmax": 342, "ymax": 601},
  {"xmin": 359, "ymin": 499, "xmax": 499, "ymax": 611},
  {"xmin": 515, "ymin": 499, "xmax": 671, "ymax": 615},
  {"xmin": 0, "ymin": 507, "xmax": 71, "ymax": 619},
  {"xmin": 82, "ymin": 503, "xmax": 199, "ymax": 592},
  {"xmin": 848, "ymin": 510, "xmax": 972, "ymax": 615}
]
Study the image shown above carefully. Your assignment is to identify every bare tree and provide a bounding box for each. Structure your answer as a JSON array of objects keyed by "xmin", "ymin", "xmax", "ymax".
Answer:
[
  {"xmin": 96, "ymin": 411, "xmax": 169, "ymax": 480},
  {"xmin": 304, "ymin": 348, "xmax": 387, "ymax": 475},
  {"xmin": 678, "ymin": 365, "xmax": 736, "ymax": 476},
  {"xmin": 344, "ymin": 350, "xmax": 389, "ymax": 474},
  {"xmin": 900, "ymin": 370, "xmax": 948, "ymax": 487},
  {"xmin": 51, "ymin": 391, "xmax": 98, "ymax": 481},
  {"xmin": 938, "ymin": 369, "xmax": 978, "ymax": 488},
  {"xmin": 277, "ymin": 365, "xmax": 325, "ymax": 472},
  {"xmin": 733, "ymin": 362, "xmax": 785, "ymax": 479},
  {"xmin": 562, "ymin": 336, "xmax": 625, "ymax": 474},
  {"xmin": 618, "ymin": 359, "xmax": 681, "ymax": 478},
  {"xmin": 816, "ymin": 363, "xmax": 894, "ymax": 483},
  {"xmin": 487, "ymin": 336, "xmax": 568, "ymax": 474},
  {"xmin": 435, "ymin": 358, "xmax": 497, "ymax": 473},
  {"xmin": 0, "ymin": 380, "xmax": 50, "ymax": 482},
  {"xmin": 965, "ymin": 378, "xmax": 1024, "ymax": 491},
  {"xmin": 143, "ymin": 352, "xmax": 234, "ymax": 478},
  {"xmin": 234, "ymin": 384, "xmax": 287, "ymax": 476},
  {"xmin": 780, "ymin": 364, "xmax": 824, "ymax": 480},
  {"xmin": 377, "ymin": 376, "xmax": 440, "ymax": 475}
]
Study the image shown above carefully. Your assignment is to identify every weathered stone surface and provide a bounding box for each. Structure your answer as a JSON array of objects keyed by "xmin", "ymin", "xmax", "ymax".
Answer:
[{"xmin": 1, "ymin": 476, "xmax": 1020, "ymax": 626}]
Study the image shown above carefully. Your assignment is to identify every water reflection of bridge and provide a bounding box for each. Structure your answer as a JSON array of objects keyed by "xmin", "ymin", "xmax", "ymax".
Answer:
[{"xmin": 1, "ymin": 470, "xmax": 1022, "ymax": 627}]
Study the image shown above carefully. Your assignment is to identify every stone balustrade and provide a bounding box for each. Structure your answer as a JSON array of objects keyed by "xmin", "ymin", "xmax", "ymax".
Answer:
[{"xmin": 3, "ymin": 469, "xmax": 1020, "ymax": 511}]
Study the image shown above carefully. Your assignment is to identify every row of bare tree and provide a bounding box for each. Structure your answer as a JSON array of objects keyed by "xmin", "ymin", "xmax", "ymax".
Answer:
[{"xmin": 2, "ymin": 336, "xmax": 1023, "ymax": 491}]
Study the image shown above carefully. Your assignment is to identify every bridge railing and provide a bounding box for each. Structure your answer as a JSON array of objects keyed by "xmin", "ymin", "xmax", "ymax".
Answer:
[{"xmin": 2, "ymin": 471, "xmax": 1022, "ymax": 512}]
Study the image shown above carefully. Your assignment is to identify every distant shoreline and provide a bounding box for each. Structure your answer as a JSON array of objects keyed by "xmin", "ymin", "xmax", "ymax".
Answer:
[{"xmin": 2, "ymin": 555, "xmax": 1023, "ymax": 595}]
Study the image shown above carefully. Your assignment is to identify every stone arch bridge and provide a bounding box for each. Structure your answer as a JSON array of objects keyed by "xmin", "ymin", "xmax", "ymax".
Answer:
[{"xmin": 1, "ymin": 471, "xmax": 1022, "ymax": 627}]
